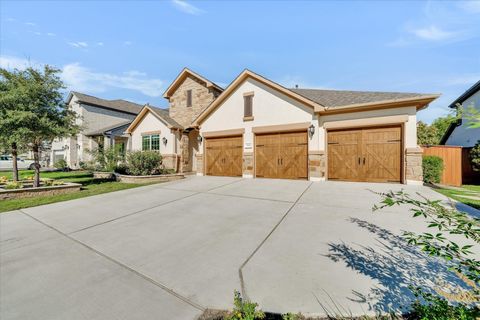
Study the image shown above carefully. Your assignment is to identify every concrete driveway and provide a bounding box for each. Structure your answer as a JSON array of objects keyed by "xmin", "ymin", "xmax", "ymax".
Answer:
[{"xmin": 1, "ymin": 176, "xmax": 476, "ymax": 319}]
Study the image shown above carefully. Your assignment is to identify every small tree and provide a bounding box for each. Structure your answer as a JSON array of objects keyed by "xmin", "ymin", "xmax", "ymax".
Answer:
[
  {"xmin": 0, "ymin": 66, "xmax": 79, "ymax": 187},
  {"xmin": 417, "ymin": 121, "xmax": 439, "ymax": 145},
  {"xmin": 470, "ymin": 141, "xmax": 480, "ymax": 172}
]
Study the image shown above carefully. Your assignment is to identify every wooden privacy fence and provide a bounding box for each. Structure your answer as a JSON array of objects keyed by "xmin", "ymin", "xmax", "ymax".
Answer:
[{"xmin": 422, "ymin": 145, "xmax": 463, "ymax": 186}]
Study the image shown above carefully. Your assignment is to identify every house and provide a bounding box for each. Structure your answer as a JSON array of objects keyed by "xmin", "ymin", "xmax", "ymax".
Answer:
[
  {"xmin": 126, "ymin": 68, "xmax": 439, "ymax": 184},
  {"xmin": 440, "ymin": 80, "xmax": 480, "ymax": 147},
  {"xmin": 50, "ymin": 92, "xmax": 144, "ymax": 168}
]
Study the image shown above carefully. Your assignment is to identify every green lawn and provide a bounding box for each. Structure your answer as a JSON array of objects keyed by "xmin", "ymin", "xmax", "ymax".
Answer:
[
  {"xmin": 435, "ymin": 185, "xmax": 480, "ymax": 210},
  {"xmin": 0, "ymin": 170, "xmax": 150, "ymax": 213}
]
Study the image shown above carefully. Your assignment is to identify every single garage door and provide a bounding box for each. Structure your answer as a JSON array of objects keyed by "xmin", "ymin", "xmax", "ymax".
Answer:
[
  {"xmin": 328, "ymin": 126, "xmax": 402, "ymax": 183},
  {"xmin": 205, "ymin": 136, "xmax": 243, "ymax": 177},
  {"xmin": 255, "ymin": 131, "xmax": 308, "ymax": 180}
]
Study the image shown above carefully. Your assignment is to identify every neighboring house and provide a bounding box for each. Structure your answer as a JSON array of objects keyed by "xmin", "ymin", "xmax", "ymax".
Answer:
[
  {"xmin": 440, "ymin": 80, "xmax": 480, "ymax": 147},
  {"xmin": 126, "ymin": 68, "xmax": 439, "ymax": 184},
  {"xmin": 51, "ymin": 92, "xmax": 144, "ymax": 168}
]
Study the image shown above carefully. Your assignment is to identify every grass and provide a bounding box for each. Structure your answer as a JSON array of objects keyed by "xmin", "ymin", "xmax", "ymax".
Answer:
[
  {"xmin": 0, "ymin": 170, "xmax": 150, "ymax": 213},
  {"xmin": 435, "ymin": 184, "xmax": 480, "ymax": 210}
]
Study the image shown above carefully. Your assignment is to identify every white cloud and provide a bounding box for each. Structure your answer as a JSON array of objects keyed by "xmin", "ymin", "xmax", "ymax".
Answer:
[
  {"xmin": 62, "ymin": 63, "xmax": 164, "ymax": 97},
  {"xmin": 409, "ymin": 25, "xmax": 457, "ymax": 41},
  {"xmin": 6, "ymin": 18, "xmax": 15, "ymax": 22},
  {"xmin": 172, "ymin": 0, "xmax": 205, "ymax": 15},
  {"xmin": 47, "ymin": 32, "xmax": 56, "ymax": 37},
  {"xmin": 68, "ymin": 41, "xmax": 88, "ymax": 48},
  {"xmin": 459, "ymin": 1, "xmax": 480, "ymax": 13},
  {"xmin": 25, "ymin": 22, "xmax": 36, "ymax": 26},
  {"xmin": 34, "ymin": 32, "xmax": 42, "ymax": 36},
  {"xmin": 97, "ymin": 42, "xmax": 104, "ymax": 46},
  {"xmin": 0, "ymin": 56, "xmax": 39, "ymax": 69},
  {"xmin": 123, "ymin": 41, "xmax": 132, "ymax": 46}
]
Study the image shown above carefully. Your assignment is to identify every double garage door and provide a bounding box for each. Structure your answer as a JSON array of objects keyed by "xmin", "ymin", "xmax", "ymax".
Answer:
[
  {"xmin": 204, "ymin": 126, "xmax": 402, "ymax": 183},
  {"xmin": 205, "ymin": 131, "xmax": 308, "ymax": 179},
  {"xmin": 327, "ymin": 126, "xmax": 402, "ymax": 183}
]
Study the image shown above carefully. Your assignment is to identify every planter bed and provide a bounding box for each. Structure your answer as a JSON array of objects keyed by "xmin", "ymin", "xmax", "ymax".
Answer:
[
  {"xmin": 114, "ymin": 173, "xmax": 184, "ymax": 184},
  {"xmin": 93, "ymin": 171, "xmax": 115, "ymax": 180},
  {"xmin": 0, "ymin": 182, "xmax": 82, "ymax": 200}
]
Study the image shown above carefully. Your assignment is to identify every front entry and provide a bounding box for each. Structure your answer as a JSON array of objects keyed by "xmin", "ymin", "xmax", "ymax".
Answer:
[
  {"xmin": 327, "ymin": 126, "xmax": 402, "ymax": 183},
  {"xmin": 205, "ymin": 136, "xmax": 243, "ymax": 177},
  {"xmin": 255, "ymin": 131, "xmax": 308, "ymax": 180}
]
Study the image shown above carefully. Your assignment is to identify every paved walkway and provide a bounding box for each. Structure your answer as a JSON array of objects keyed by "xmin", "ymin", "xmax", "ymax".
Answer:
[{"xmin": 1, "ymin": 176, "xmax": 477, "ymax": 319}]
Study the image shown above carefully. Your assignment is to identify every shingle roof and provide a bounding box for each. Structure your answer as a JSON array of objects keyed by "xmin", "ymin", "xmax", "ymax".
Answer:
[
  {"xmin": 148, "ymin": 106, "xmax": 183, "ymax": 129},
  {"xmin": 70, "ymin": 91, "xmax": 144, "ymax": 115},
  {"xmin": 290, "ymin": 88, "xmax": 436, "ymax": 108},
  {"xmin": 84, "ymin": 120, "xmax": 133, "ymax": 136}
]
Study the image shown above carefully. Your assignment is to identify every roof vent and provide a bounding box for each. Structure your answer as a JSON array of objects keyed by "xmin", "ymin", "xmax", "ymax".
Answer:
[{"xmin": 295, "ymin": 84, "xmax": 299, "ymax": 89}]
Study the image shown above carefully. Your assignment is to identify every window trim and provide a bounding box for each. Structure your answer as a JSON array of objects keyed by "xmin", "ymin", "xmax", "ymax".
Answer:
[
  {"xmin": 142, "ymin": 134, "xmax": 160, "ymax": 151},
  {"xmin": 243, "ymin": 92, "xmax": 254, "ymax": 121}
]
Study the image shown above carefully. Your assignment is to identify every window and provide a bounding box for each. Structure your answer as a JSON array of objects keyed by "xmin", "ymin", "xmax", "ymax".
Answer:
[
  {"xmin": 186, "ymin": 90, "xmax": 192, "ymax": 107},
  {"xmin": 244, "ymin": 94, "xmax": 253, "ymax": 118},
  {"xmin": 142, "ymin": 134, "xmax": 160, "ymax": 151}
]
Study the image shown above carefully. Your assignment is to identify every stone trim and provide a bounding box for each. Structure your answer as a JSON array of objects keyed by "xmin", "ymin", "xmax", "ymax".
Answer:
[
  {"xmin": 243, "ymin": 116, "xmax": 254, "ymax": 122},
  {"xmin": 308, "ymin": 152, "xmax": 326, "ymax": 180},
  {"xmin": 0, "ymin": 183, "xmax": 81, "ymax": 200},
  {"xmin": 243, "ymin": 91, "xmax": 255, "ymax": 97},
  {"xmin": 252, "ymin": 122, "xmax": 310, "ymax": 134},
  {"xmin": 141, "ymin": 130, "xmax": 161, "ymax": 136},
  {"xmin": 323, "ymin": 115, "xmax": 409, "ymax": 129},
  {"xmin": 405, "ymin": 147, "xmax": 423, "ymax": 183},
  {"xmin": 203, "ymin": 128, "xmax": 245, "ymax": 138}
]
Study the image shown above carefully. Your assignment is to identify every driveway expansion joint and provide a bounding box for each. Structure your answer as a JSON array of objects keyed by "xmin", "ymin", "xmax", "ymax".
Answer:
[
  {"xmin": 18, "ymin": 209, "xmax": 206, "ymax": 312},
  {"xmin": 238, "ymin": 182, "xmax": 313, "ymax": 300}
]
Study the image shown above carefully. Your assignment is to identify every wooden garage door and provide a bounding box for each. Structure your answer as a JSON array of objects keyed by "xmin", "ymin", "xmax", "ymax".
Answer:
[
  {"xmin": 255, "ymin": 131, "xmax": 308, "ymax": 180},
  {"xmin": 328, "ymin": 126, "xmax": 402, "ymax": 183},
  {"xmin": 205, "ymin": 136, "xmax": 243, "ymax": 177}
]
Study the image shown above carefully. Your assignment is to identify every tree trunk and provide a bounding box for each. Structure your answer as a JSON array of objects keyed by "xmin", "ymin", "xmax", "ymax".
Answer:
[
  {"xmin": 33, "ymin": 143, "xmax": 41, "ymax": 187},
  {"xmin": 11, "ymin": 142, "xmax": 19, "ymax": 182}
]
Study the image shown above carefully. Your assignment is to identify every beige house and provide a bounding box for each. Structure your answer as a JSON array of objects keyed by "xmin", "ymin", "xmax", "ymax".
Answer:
[{"xmin": 126, "ymin": 68, "xmax": 439, "ymax": 184}]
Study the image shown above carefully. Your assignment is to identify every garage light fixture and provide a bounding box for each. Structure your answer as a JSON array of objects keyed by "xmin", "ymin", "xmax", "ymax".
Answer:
[
  {"xmin": 308, "ymin": 124, "xmax": 315, "ymax": 137},
  {"xmin": 162, "ymin": 137, "xmax": 168, "ymax": 146},
  {"xmin": 197, "ymin": 135, "xmax": 203, "ymax": 143}
]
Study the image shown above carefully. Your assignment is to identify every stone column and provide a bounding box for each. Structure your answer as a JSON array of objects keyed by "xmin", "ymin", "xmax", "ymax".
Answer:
[
  {"xmin": 243, "ymin": 152, "xmax": 254, "ymax": 178},
  {"xmin": 195, "ymin": 154, "xmax": 203, "ymax": 176},
  {"xmin": 180, "ymin": 132, "xmax": 190, "ymax": 173},
  {"xmin": 308, "ymin": 151, "xmax": 326, "ymax": 181},
  {"xmin": 405, "ymin": 147, "xmax": 423, "ymax": 185}
]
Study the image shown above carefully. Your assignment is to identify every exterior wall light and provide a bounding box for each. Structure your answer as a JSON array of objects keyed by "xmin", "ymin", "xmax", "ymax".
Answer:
[
  {"xmin": 308, "ymin": 124, "xmax": 315, "ymax": 138},
  {"xmin": 162, "ymin": 137, "xmax": 168, "ymax": 146},
  {"xmin": 197, "ymin": 135, "xmax": 203, "ymax": 143}
]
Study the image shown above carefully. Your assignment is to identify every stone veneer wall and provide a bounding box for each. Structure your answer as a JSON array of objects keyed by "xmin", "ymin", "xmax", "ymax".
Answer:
[
  {"xmin": 162, "ymin": 154, "xmax": 179, "ymax": 172},
  {"xmin": 195, "ymin": 154, "xmax": 204, "ymax": 175},
  {"xmin": 168, "ymin": 76, "xmax": 221, "ymax": 128},
  {"xmin": 243, "ymin": 152, "xmax": 254, "ymax": 177},
  {"xmin": 405, "ymin": 147, "xmax": 423, "ymax": 183},
  {"xmin": 180, "ymin": 133, "xmax": 190, "ymax": 173},
  {"xmin": 309, "ymin": 151, "xmax": 325, "ymax": 180}
]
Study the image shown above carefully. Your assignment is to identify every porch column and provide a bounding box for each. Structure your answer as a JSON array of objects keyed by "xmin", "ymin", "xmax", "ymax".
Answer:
[{"xmin": 180, "ymin": 131, "xmax": 190, "ymax": 173}]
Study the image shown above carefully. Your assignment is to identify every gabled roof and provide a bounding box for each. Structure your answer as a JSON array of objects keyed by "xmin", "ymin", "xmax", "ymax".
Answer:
[
  {"xmin": 163, "ymin": 68, "xmax": 223, "ymax": 99},
  {"xmin": 291, "ymin": 88, "xmax": 439, "ymax": 112},
  {"xmin": 125, "ymin": 104, "xmax": 183, "ymax": 134},
  {"xmin": 68, "ymin": 91, "xmax": 143, "ymax": 115},
  {"xmin": 193, "ymin": 69, "xmax": 326, "ymax": 126},
  {"xmin": 447, "ymin": 80, "xmax": 480, "ymax": 109}
]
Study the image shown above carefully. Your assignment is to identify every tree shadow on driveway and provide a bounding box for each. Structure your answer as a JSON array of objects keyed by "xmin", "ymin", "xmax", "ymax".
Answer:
[{"xmin": 325, "ymin": 218, "xmax": 467, "ymax": 314}]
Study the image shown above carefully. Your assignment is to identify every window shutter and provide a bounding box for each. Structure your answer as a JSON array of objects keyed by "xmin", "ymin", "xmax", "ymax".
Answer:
[
  {"xmin": 244, "ymin": 96, "xmax": 252, "ymax": 117},
  {"xmin": 187, "ymin": 90, "xmax": 192, "ymax": 107}
]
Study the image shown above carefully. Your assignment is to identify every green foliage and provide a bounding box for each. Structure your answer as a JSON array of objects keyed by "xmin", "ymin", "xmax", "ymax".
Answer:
[
  {"xmin": 88, "ymin": 145, "xmax": 124, "ymax": 172},
  {"xmin": 470, "ymin": 141, "xmax": 480, "ymax": 172},
  {"xmin": 42, "ymin": 179, "xmax": 65, "ymax": 187},
  {"xmin": 374, "ymin": 190, "xmax": 480, "ymax": 288},
  {"xmin": 422, "ymin": 155, "xmax": 444, "ymax": 184},
  {"xmin": 226, "ymin": 291, "xmax": 265, "ymax": 320},
  {"xmin": 54, "ymin": 159, "xmax": 68, "ymax": 170},
  {"xmin": 4, "ymin": 181, "xmax": 23, "ymax": 190},
  {"xmin": 0, "ymin": 65, "xmax": 79, "ymax": 186},
  {"xmin": 417, "ymin": 115, "xmax": 457, "ymax": 146},
  {"xmin": 281, "ymin": 313, "xmax": 303, "ymax": 320},
  {"xmin": 410, "ymin": 287, "xmax": 479, "ymax": 320},
  {"xmin": 125, "ymin": 150, "xmax": 162, "ymax": 176},
  {"xmin": 0, "ymin": 176, "xmax": 8, "ymax": 184}
]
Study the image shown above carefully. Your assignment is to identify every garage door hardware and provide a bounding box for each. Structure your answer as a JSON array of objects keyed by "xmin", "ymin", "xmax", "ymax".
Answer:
[
  {"xmin": 387, "ymin": 139, "xmax": 401, "ymax": 142},
  {"xmin": 328, "ymin": 142, "xmax": 339, "ymax": 145}
]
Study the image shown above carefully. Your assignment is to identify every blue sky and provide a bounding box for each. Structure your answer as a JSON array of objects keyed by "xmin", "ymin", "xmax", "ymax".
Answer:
[{"xmin": 1, "ymin": 0, "xmax": 479, "ymax": 123}]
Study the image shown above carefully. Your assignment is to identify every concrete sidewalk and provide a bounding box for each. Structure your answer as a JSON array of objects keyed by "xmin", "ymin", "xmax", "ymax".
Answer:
[{"xmin": 1, "ymin": 176, "xmax": 475, "ymax": 319}]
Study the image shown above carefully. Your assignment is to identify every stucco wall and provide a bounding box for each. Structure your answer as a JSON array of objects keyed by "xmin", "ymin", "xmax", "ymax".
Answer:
[
  {"xmin": 129, "ymin": 112, "xmax": 176, "ymax": 155},
  {"xmin": 319, "ymin": 106, "xmax": 418, "ymax": 149},
  {"xmin": 446, "ymin": 90, "xmax": 480, "ymax": 147},
  {"xmin": 199, "ymin": 78, "xmax": 318, "ymax": 155}
]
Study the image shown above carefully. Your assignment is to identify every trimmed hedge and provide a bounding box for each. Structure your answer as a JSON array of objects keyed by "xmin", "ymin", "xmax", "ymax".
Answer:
[
  {"xmin": 125, "ymin": 151, "xmax": 162, "ymax": 176},
  {"xmin": 422, "ymin": 155, "xmax": 444, "ymax": 184}
]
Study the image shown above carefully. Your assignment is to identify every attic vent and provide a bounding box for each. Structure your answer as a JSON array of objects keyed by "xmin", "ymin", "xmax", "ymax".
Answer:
[{"xmin": 186, "ymin": 90, "xmax": 192, "ymax": 107}]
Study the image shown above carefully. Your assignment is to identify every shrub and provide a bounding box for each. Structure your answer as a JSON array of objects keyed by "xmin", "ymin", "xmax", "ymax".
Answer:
[
  {"xmin": 0, "ymin": 176, "xmax": 9, "ymax": 184},
  {"xmin": 470, "ymin": 141, "xmax": 480, "ymax": 172},
  {"xmin": 126, "ymin": 151, "xmax": 162, "ymax": 176},
  {"xmin": 226, "ymin": 290, "xmax": 265, "ymax": 320},
  {"xmin": 422, "ymin": 155, "xmax": 444, "ymax": 184},
  {"xmin": 54, "ymin": 159, "xmax": 68, "ymax": 170},
  {"xmin": 4, "ymin": 181, "xmax": 23, "ymax": 190},
  {"xmin": 88, "ymin": 146, "xmax": 123, "ymax": 172}
]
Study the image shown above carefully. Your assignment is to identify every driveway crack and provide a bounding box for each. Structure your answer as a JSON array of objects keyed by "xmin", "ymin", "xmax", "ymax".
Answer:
[{"xmin": 238, "ymin": 182, "xmax": 313, "ymax": 300}]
